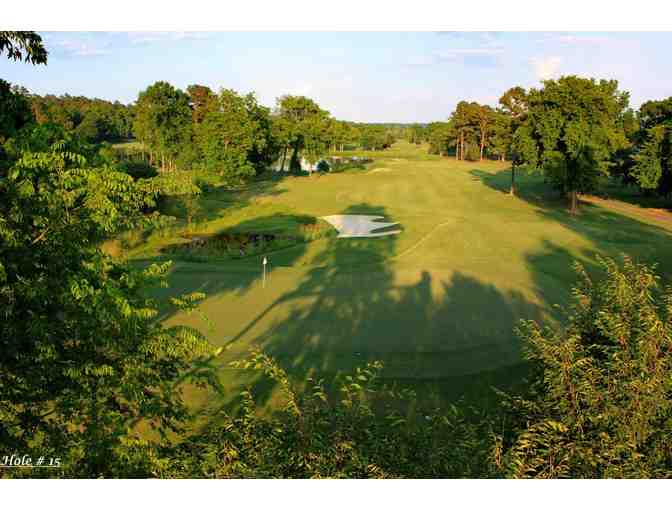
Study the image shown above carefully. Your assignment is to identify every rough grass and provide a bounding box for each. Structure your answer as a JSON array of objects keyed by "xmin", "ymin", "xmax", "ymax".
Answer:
[{"xmin": 128, "ymin": 141, "xmax": 672, "ymax": 417}]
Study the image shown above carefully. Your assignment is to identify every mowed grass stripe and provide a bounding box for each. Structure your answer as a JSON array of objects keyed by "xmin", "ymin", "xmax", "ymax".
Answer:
[{"xmin": 134, "ymin": 142, "xmax": 672, "ymax": 412}]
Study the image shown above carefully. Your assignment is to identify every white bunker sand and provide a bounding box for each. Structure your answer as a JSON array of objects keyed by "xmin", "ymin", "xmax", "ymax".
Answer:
[{"xmin": 321, "ymin": 215, "xmax": 401, "ymax": 238}]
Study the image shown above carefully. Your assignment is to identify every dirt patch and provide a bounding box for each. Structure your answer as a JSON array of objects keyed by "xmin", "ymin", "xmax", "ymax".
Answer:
[{"xmin": 582, "ymin": 195, "xmax": 672, "ymax": 230}]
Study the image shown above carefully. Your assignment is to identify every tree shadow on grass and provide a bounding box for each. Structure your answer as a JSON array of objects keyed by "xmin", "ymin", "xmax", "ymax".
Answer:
[
  {"xmin": 148, "ymin": 213, "xmax": 321, "ymax": 324},
  {"xmin": 195, "ymin": 203, "xmax": 546, "ymax": 422},
  {"xmin": 471, "ymin": 165, "xmax": 672, "ymax": 323},
  {"xmin": 470, "ymin": 167, "xmax": 565, "ymax": 209},
  {"xmin": 161, "ymin": 174, "xmax": 289, "ymax": 228}
]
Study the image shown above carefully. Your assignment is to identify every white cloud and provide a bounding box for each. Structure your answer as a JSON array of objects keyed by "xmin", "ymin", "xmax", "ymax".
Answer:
[
  {"xmin": 436, "ymin": 48, "xmax": 504, "ymax": 58},
  {"xmin": 407, "ymin": 47, "xmax": 504, "ymax": 68},
  {"xmin": 125, "ymin": 31, "xmax": 211, "ymax": 45},
  {"xmin": 531, "ymin": 56, "xmax": 562, "ymax": 80},
  {"xmin": 556, "ymin": 34, "xmax": 610, "ymax": 45},
  {"xmin": 43, "ymin": 35, "xmax": 111, "ymax": 58}
]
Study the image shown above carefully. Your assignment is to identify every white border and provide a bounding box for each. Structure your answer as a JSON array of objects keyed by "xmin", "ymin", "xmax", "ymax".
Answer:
[{"xmin": 2, "ymin": 0, "xmax": 672, "ymax": 30}]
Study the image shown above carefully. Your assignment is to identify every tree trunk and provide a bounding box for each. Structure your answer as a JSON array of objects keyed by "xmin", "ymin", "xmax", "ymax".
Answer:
[
  {"xmin": 455, "ymin": 136, "xmax": 460, "ymax": 160},
  {"xmin": 569, "ymin": 190, "xmax": 579, "ymax": 214},
  {"xmin": 510, "ymin": 163, "xmax": 516, "ymax": 196},
  {"xmin": 280, "ymin": 146, "xmax": 287, "ymax": 171}
]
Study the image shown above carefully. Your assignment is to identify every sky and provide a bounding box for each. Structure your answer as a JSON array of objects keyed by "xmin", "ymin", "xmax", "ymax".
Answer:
[{"xmin": 1, "ymin": 31, "xmax": 671, "ymax": 123}]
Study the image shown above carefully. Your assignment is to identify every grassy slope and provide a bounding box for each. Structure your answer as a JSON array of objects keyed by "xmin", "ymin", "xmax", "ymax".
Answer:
[{"xmin": 132, "ymin": 142, "xmax": 672, "ymax": 414}]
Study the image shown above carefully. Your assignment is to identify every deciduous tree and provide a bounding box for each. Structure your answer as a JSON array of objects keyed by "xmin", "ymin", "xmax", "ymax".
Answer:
[
  {"xmin": 496, "ymin": 256, "xmax": 672, "ymax": 478},
  {"xmin": 0, "ymin": 31, "xmax": 48, "ymax": 65},
  {"xmin": 514, "ymin": 76, "xmax": 629, "ymax": 213}
]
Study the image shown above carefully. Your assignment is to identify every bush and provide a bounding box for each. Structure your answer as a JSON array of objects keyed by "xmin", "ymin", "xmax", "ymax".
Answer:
[
  {"xmin": 167, "ymin": 351, "xmax": 494, "ymax": 478},
  {"xmin": 496, "ymin": 256, "xmax": 672, "ymax": 478}
]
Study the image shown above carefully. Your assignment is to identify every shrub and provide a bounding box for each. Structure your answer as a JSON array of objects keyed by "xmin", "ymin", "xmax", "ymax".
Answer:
[
  {"xmin": 167, "ymin": 351, "xmax": 494, "ymax": 478},
  {"xmin": 495, "ymin": 256, "xmax": 672, "ymax": 478}
]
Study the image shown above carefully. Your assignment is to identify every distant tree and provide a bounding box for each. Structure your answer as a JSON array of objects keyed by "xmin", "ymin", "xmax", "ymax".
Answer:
[
  {"xmin": 406, "ymin": 124, "xmax": 426, "ymax": 145},
  {"xmin": 133, "ymin": 81, "xmax": 192, "ymax": 171},
  {"xmin": 499, "ymin": 86, "xmax": 528, "ymax": 119},
  {"xmin": 74, "ymin": 110, "xmax": 102, "ymax": 142},
  {"xmin": 426, "ymin": 121, "xmax": 454, "ymax": 156},
  {"xmin": 0, "ymin": 79, "xmax": 33, "ymax": 146},
  {"xmin": 498, "ymin": 86, "xmax": 529, "ymax": 194},
  {"xmin": 450, "ymin": 101, "xmax": 480, "ymax": 161},
  {"xmin": 631, "ymin": 97, "xmax": 672, "ymax": 196},
  {"xmin": 0, "ymin": 31, "xmax": 47, "ymax": 65},
  {"xmin": 358, "ymin": 124, "xmax": 392, "ymax": 151},
  {"xmin": 244, "ymin": 93, "xmax": 278, "ymax": 174},
  {"xmin": 327, "ymin": 119, "xmax": 352, "ymax": 152},
  {"xmin": 476, "ymin": 104, "xmax": 494, "ymax": 161},
  {"xmin": 496, "ymin": 256, "xmax": 672, "ymax": 478},
  {"xmin": 197, "ymin": 89, "xmax": 275, "ymax": 180},
  {"xmin": 186, "ymin": 84, "xmax": 218, "ymax": 124},
  {"xmin": 489, "ymin": 111, "xmax": 513, "ymax": 162},
  {"xmin": 275, "ymin": 95, "xmax": 331, "ymax": 170},
  {"xmin": 514, "ymin": 76, "xmax": 629, "ymax": 213}
]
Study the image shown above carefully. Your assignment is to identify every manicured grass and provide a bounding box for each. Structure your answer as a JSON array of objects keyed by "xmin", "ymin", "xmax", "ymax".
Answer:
[{"xmin": 131, "ymin": 141, "xmax": 672, "ymax": 415}]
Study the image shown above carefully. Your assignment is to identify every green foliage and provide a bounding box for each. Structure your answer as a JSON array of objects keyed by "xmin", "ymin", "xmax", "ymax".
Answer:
[
  {"xmin": 0, "ymin": 79, "xmax": 34, "ymax": 146},
  {"xmin": 449, "ymin": 101, "xmax": 496, "ymax": 161},
  {"xmin": 632, "ymin": 125, "xmax": 666, "ymax": 189},
  {"xmin": 168, "ymin": 351, "xmax": 494, "ymax": 478},
  {"xmin": 630, "ymin": 98, "xmax": 672, "ymax": 195},
  {"xmin": 406, "ymin": 123, "xmax": 426, "ymax": 144},
  {"xmin": 515, "ymin": 76, "xmax": 630, "ymax": 211},
  {"xmin": 358, "ymin": 124, "xmax": 395, "ymax": 151},
  {"xmin": 197, "ymin": 89, "xmax": 276, "ymax": 181},
  {"xmin": 0, "ymin": 143, "xmax": 216, "ymax": 477},
  {"xmin": 0, "ymin": 31, "xmax": 48, "ymax": 65},
  {"xmin": 186, "ymin": 84, "xmax": 218, "ymax": 124},
  {"xmin": 274, "ymin": 95, "xmax": 332, "ymax": 166},
  {"xmin": 133, "ymin": 81, "xmax": 192, "ymax": 172},
  {"xmin": 426, "ymin": 122, "xmax": 453, "ymax": 156},
  {"xmin": 30, "ymin": 94, "xmax": 133, "ymax": 143},
  {"xmin": 496, "ymin": 256, "xmax": 672, "ymax": 478}
]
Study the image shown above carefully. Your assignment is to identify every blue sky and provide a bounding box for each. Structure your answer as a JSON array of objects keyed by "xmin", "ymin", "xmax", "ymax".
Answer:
[{"xmin": 1, "ymin": 31, "xmax": 671, "ymax": 123}]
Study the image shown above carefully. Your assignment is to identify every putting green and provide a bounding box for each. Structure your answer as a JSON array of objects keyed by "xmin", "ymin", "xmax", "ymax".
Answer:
[{"xmin": 137, "ymin": 142, "xmax": 672, "ymax": 411}]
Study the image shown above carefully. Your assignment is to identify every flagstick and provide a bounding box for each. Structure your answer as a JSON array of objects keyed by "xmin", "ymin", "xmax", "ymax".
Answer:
[{"xmin": 262, "ymin": 256, "xmax": 267, "ymax": 288}]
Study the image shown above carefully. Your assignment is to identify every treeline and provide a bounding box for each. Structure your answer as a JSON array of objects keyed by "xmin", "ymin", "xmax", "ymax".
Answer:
[
  {"xmin": 420, "ymin": 78, "xmax": 671, "ymax": 212},
  {"xmin": 131, "ymin": 81, "xmax": 401, "ymax": 177},
  {"xmin": 26, "ymin": 88, "xmax": 132, "ymax": 142},
  {"xmin": 2, "ymin": 77, "xmax": 402, "ymax": 181},
  {"xmin": 1, "ymin": 79, "xmax": 126, "ymax": 169}
]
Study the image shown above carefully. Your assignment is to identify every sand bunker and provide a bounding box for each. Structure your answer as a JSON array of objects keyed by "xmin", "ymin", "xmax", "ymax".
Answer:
[
  {"xmin": 370, "ymin": 167, "xmax": 392, "ymax": 173},
  {"xmin": 321, "ymin": 215, "xmax": 401, "ymax": 238}
]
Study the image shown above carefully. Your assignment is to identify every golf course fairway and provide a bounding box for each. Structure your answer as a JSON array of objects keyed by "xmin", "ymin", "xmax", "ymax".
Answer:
[{"xmin": 130, "ymin": 142, "xmax": 672, "ymax": 413}]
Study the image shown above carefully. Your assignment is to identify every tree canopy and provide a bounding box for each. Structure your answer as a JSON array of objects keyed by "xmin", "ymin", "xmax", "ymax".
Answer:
[
  {"xmin": 514, "ymin": 76, "xmax": 630, "ymax": 213},
  {"xmin": 0, "ymin": 31, "xmax": 48, "ymax": 65},
  {"xmin": 497, "ymin": 256, "xmax": 672, "ymax": 478},
  {"xmin": 631, "ymin": 98, "xmax": 672, "ymax": 195}
]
